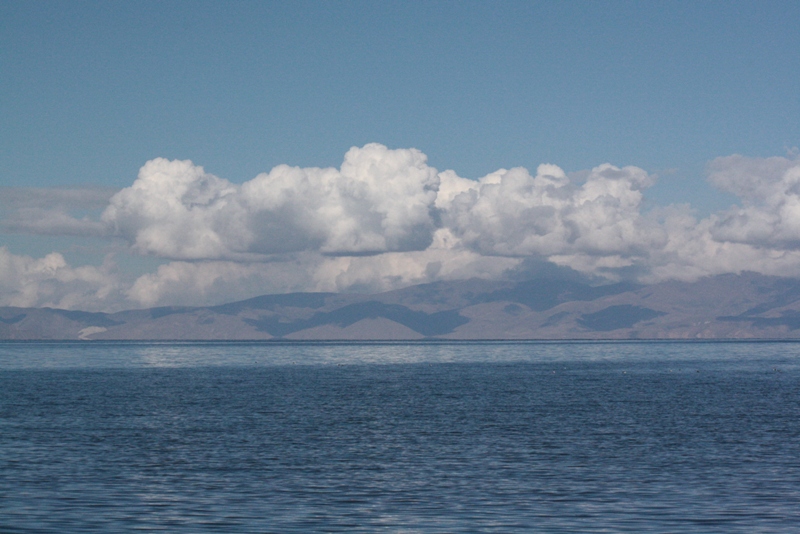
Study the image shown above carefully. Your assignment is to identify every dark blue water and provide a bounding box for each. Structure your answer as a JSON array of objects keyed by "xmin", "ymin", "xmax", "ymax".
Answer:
[{"xmin": 1, "ymin": 342, "xmax": 799, "ymax": 532}]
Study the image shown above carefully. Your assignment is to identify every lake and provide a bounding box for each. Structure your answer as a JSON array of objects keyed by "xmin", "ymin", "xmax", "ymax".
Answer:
[{"xmin": 1, "ymin": 341, "xmax": 799, "ymax": 532}]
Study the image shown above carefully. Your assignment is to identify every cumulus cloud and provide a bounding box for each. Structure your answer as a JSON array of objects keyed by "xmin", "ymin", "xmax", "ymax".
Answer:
[
  {"xmin": 436, "ymin": 154, "xmax": 800, "ymax": 283},
  {"xmin": 0, "ymin": 247, "xmax": 122, "ymax": 311},
  {"xmin": 642, "ymin": 205, "xmax": 800, "ymax": 282},
  {"xmin": 441, "ymin": 162, "xmax": 663, "ymax": 259},
  {"xmin": 309, "ymin": 229, "xmax": 519, "ymax": 294},
  {"xmin": 6, "ymin": 146, "xmax": 800, "ymax": 311},
  {"xmin": 102, "ymin": 144, "xmax": 440, "ymax": 260},
  {"xmin": 125, "ymin": 230, "xmax": 519, "ymax": 308},
  {"xmin": 126, "ymin": 259, "xmax": 310, "ymax": 308},
  {"xmin": 708, "ymin": 155, "xmax": 800, "ymax": 248}
]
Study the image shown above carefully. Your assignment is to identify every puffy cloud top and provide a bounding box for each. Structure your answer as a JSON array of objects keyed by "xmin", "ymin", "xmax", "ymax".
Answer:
[
  {"xmin": 442, "ymin": 162, "xmax": 661, "ymax": 259},
  {"xmin": 102, "ymin": 144, "xmax": 440, "ymax": 259},
  {"xmin": 7, "ymin": 146, "xmax": 800, "ymax": 310},
  {"xmin": 709, "ymin": 155, "xmax": 800, "ymax": 248},
  {"xmin": 102, "ymin": 146, "xmax": 664, "ymax": 268}
]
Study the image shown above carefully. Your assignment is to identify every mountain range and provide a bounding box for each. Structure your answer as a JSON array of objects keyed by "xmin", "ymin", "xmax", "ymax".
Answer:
[{"xmin": 4, "ymin": 273, "xmax": 800, "ymax": 340}]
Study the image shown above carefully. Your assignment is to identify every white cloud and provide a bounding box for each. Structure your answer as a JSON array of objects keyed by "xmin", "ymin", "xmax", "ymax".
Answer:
[
  {"xmin": 102, "ymin": 143, "xmax": 440, "ymax": 260},
  {"xmin": 6, "ymin": 148, "xmax": 800, "ymax": 311},
  {"xmin": 0, "ymin": 187, "xmax": 115, "ymax": 236},
  {"xmin": 126, "ymin": 259, "xmax": 313, "ymax": 308},
  {"xmin": 0, "ymin": 247, "xmax": 122, "ymax": 311},
  {"xmin": 307, "ymin": 228, "xmax": 520, "ymax": 294},
  {"xmin": 436, "ymin": 154, "xmax": 800, "ymax": 283},
  {"xmin": 708, "ymin": 155, "xmax": 800, "ymax": 248},
  {"xmin": 0, "ymin": 186, "xmax": 116, "ymax": 210},
  {"xmin": 442, "ymin": 162, "xmax": 664, "ymax": 260},
  {"xmin": 125, "ymin": 232, "xmax": 519, "ymax": 308},
  {"xmin": 2, "ymin": 208, "xmax": 107, "ymax": 236}
]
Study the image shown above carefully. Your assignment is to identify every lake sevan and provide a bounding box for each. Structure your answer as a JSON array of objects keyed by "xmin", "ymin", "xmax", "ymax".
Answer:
[{"xmin": 1, "ymin": 341, "xmax": 799, "ymax": 532}]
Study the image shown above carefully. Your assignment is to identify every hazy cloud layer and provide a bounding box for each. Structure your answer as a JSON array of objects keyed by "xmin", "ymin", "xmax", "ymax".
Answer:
[
  {"xmin": 0, "ymin": 187, "xmax": 117, "ymax": 210},
  {"xmin": 3, "ymin": 146, "xmax": 800, "ymax": 310},
  {"xmin": 0, "ymin": 247, "xmax": 121, "ymax": 311},
  {"xmin": 0, "ymin": 187, "xmax": 115, "ymax": 236},
  {"xmin": 126, "ymin": 231, "xmax": 518, "ymax": 308}
]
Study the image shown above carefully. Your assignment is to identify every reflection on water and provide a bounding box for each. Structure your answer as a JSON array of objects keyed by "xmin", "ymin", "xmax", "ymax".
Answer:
[{"xmin": 2, "ymin": 339, "xmax": 800, "ymax": 369}]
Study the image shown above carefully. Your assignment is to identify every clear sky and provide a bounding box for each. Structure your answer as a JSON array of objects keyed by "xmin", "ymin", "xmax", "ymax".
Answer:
[{"xmin": 2, "ymin": 0, "xmax": 800, "ymax": 311}]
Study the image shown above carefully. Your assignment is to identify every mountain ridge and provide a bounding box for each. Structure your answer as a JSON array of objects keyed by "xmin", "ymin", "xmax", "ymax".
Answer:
[{"xmin": 4, "ymin": 273, "xmax": 800, "ymax": 340}]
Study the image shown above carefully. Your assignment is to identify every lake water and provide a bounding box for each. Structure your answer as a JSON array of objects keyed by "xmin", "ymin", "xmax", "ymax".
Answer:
[{"xmin": 1, "ymin": 341, "xmax": 799, "ymax": 532}]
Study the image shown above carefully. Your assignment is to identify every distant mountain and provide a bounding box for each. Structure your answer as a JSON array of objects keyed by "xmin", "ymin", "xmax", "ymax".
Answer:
[{"xmin": 4, "ymin": 273, "xmax": 800, "ymax": 340}]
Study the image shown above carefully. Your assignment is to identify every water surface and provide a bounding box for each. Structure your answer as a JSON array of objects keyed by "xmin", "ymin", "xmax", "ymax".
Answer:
[{"xmin": 1, "ymin": 341, "xmax": 799, "ymax": 532}]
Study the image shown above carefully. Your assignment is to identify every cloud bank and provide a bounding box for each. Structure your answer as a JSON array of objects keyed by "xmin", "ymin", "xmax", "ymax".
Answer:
[
  {"xmin": 0, "ymin": 247, "xmax": 121, "ymax": 312},
  {"xmin": 3, "ymin": 145, "xmax": 800, "ymax": 310},
  {"xmin": 102, "ymin": 144, "xmax": 439, "ymax": 259}
]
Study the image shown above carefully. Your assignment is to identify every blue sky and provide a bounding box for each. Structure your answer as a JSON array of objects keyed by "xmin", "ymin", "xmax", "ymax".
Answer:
[{"xmin": 2, "ymin": 1, "xmax": 800, "ymax": 310}]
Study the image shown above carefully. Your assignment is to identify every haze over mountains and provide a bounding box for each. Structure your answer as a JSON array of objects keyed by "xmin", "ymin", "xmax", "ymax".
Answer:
[{"xmin": 3, "ymin": 273, "xmax": 800, "ymax": 341}]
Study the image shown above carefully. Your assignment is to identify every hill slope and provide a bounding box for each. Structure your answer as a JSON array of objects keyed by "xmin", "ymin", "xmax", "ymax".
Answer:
[{"xmin": 4, "ymin": 273, "xmax": 800, "ymax": 340}]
